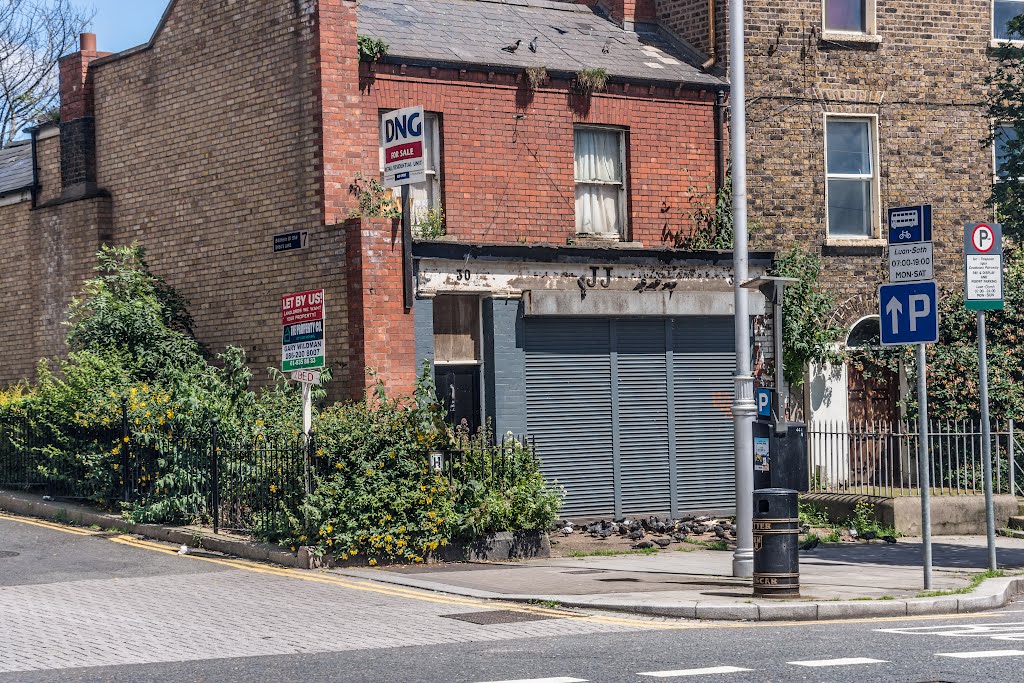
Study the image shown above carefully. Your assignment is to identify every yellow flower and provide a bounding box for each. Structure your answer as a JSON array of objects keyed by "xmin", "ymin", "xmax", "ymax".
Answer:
[
  {"xmin": 327, "ymin": 539, "xmax": 333, "ymax": 546},
  {"xmin": 326, "ymin": 524, "xmax": 333, "ymax": 533},
  {"xmin": 349, "ymin": 549, "xmax": 357, "ymax": 556},
  {"xmin": 299, "ymin": 535, "xmax": 307, "ymax": 541},
  {"xmin": 335, "ymin": 462, "xmax": 344, "ymax": 470},
  {"xmin": 123, "ymin": 436, "xmax": 130, "ymax": 443},
  {"xmin": 166, "ymin": 410, "xmax": 174, "ymax": 419},
  {"xmin": 398, "ymin": 525, "xmax": 406, "ymax": 533},
  {"xmin": 426, "ymin": 497, "xmax": 432, "ymax": 503},
  {"xmin": 420, "ymin": 486, "xmax": 426, "ymax": 492},
  {"xmin": 384, "ymin": 535, "xmax": 393, "ymax": 542},
  {"xmin": 291, "ymin": 546, "xmax": 297, "ymax": 551},
  {"xmin": 369, "ymin": 558, "xmax": 377, "ymax": 566},
  {"xmin": 256, "ymin": 419, "xmax": 264, "ymax": 426},
  {"xmin": 366, "ymin": 469, "xmax": 373, "ymax": 476},
  {"xmin": 111, "ymin": 446, "xmax": 120, "ymax": 455},
  {"xmin": 144, "ymin": 411, "xmax": 151, "ymax": 418},
  {"xmin": 269, "ymin": 484, "xmax": 278, "ymax": 493},
  {"xmin": 112, "ymin": 463, "xmax": 119, "ymax": 471},
  {"xmin": 429, "ymin": 540, "xmax": 439, "ymax": 550},
  {"xmin": 389, "ymin": 452, "xmax": 396, "ymax": 459}
]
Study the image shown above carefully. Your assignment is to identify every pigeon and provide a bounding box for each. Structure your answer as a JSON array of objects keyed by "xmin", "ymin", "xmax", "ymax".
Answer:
[
  {"xmin": 617, "ymin": 524, "xmax": 629, "ymax": 535},
  {"xmin": 598, "ymin": 528, "xmax": 613, "ymax": 539},
  {"xmin": 633, "ymin": 279, "xmax": 647, "ymax": 291},
  {"xmin": 559, "ymin": 524, "xmax": 574, "ymax": 536},
  {"xmin": 632, "ymin": 540, "xmax": 655, "ymax": 550},
  {"xmin": 602, "ymin": 38, "xmax": 611, "ymax": 54},
  {"xmin": 713, "ymin": 524, "xmax": 724, "ymax": 534},
  {"xmin": 715, "ymin": 528, "xmax": 729, "ymax": 540},
  {"xmin": 645, "ymin": 279, "xmax": 662, "ymax": 291},
  {"xmin": 848, "ymin": 527, "xmax": 859, "ymax": 540},
  {"xmin": 501, "ymin": 40, "xmax": 521, "ymax": 53},
  {"xmin": 628, "ymin": 529, "xmax": 646, "ymax": 541},
  {"xmin": 672, "ymin": 533, "xmax": 689, "ymax": 543},
  {"xmin": 654, "ymin": 537, "xmax": 672, "ymax": 548},
  {"xmin": 862, "ymin": 530, "xmax": 878, "ymax": 541},
  {"xmin": 882, "ymin": 535, "xmax": 898, "ymax": 544},
  {"xmin": 587, "ymin": 522, "xmax": 602, "ymax": 534},
  {"xmin": 178, "ymin": 545, "xmax": 190, "ymax": 555},
  {"xmin": 528, "ymin": 36, "xmax": 539, "ymax": 53},
  {"xmin": 799, "ymin": 537, "xmax": 820, "ymax": 552},
  {"xmin": 552, "ymin": 26, "xmax": 569, "ymax": 35}
]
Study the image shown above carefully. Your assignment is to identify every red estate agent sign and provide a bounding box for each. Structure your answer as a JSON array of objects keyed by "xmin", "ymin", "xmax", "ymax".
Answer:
[
  {"xmin": 282, "ymin": 289, "xmax": 325, "ymax": 325},
  {"xmin": 281, "ymin": 290, "xmax": 325, "ymax": 371}
]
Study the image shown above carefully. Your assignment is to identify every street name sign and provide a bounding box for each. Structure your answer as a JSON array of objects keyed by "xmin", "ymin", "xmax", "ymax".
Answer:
[
  {"xmin": 888, "ymin": 242, "xmax": 933, "ymax": 283},
  {"xmin": 282, "ymin": 289, "xmax": 325, "ymax": 372},
  {"xmin": 382, "ymin": 105, "xmax": 425, "ymax": 188},
  {"xmin": 273, "ymin": 230, "xmax": 309, "ymax": 253},
  {"xmin": 964, "ymin": 222, "xmax": 1004, "ymax": 311},
  {"xmin": 888, "ymin": 205, "xmax": 932, "ymax": 244},
  {"xmin": 879, "ymin": 281, "xmax": 939, "ymax": 346}
]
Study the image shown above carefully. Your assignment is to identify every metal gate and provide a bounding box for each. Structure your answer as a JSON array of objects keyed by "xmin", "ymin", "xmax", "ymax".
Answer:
[{"xmin": 524, "ymin": 316, "xmax": 736, "ymax": 518}]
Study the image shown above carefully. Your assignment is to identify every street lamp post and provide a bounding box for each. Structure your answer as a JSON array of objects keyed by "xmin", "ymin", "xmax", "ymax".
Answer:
[{"xmin": 730, "ymin": 0, "xmax": 755, "ymax": 579}]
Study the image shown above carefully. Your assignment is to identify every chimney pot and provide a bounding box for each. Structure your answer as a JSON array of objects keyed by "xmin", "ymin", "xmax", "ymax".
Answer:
[{"xmin": 80, "ymin": 33, "xmax": 96, "ymax": 52}]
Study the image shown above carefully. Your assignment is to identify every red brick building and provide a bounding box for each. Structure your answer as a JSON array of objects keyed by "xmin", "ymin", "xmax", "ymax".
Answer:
[{"xmin": 0, "ymin": 0, "xmax": 773, "ymax": 517}]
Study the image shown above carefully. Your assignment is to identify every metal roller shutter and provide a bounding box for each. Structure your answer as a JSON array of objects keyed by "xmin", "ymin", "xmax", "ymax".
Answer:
[
  {"xmin": 525, "ymin": 318, "xmax": 615, "ymax": 516},
  {"xmin": 615, "ymin": 320, "xmax": 671, "ymax": 515},
  {"xmin": 673, "ymin": 316, "xmax": 736, "ymax": 512}
]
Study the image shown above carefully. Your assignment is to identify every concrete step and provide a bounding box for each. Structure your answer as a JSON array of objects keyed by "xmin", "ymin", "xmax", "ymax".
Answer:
[
  {"xmin": 1017, "ymin": 501, "xmax": 1024, "ymax": 516},
  {"xmin": 1009, "ymin": 516, "xmax": 1024, "ymax": 531}
]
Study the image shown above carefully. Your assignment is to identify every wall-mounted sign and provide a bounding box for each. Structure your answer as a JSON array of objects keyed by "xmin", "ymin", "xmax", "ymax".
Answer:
[{"xmin": 274, "ymin": 231, "xmax": 309, "ymax": 253}]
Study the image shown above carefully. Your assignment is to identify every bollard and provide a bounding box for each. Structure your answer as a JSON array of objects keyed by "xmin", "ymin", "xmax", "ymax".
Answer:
[{"xmin": 752, "ymin": 488, "xmax": 800, "ymax": 598}]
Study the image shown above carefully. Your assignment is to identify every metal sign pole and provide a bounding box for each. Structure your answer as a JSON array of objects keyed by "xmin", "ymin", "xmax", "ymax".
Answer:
[
  {"xmin": 978, "ymin": 310, "xmax": 998, "ymax": 571},
  {"xmin": 302, "ymin": 381, "xmax": 313, "ymax": 495},
  {"xmin": 916, "ymin": 342, "xmax": 933, "ymax": 590},
  {"xmin": 402, "ymin": 183, "xmax": 413, "ymax": 310}
]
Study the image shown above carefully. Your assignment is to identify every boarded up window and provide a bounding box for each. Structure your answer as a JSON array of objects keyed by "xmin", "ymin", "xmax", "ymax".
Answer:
[{"xmin": 433, "ymin": 296, "xmax": 480, "ymax": 363}]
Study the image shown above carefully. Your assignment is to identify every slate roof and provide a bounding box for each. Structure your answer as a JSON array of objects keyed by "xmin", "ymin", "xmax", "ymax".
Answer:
[
  {"xmin": 0, "ymin": 141, "xmax": 32, "ymax": 198},
  {"xmin": 358, "ymin": 0, "xmax": 723, "ymax": 88}
]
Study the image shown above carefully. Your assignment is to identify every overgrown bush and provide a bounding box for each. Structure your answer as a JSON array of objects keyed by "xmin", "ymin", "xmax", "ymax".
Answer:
[{"xmin": 0, "ymin": 245, "xmax": 564, "ymax": 555}]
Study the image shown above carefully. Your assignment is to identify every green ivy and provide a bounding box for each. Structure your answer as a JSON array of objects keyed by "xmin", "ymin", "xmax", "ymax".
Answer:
[
  {"xmin": 768, "ymin": 246, "xmax": 845, "ymax": 387},
  {"xmin": 358, "ymin": 35, "xmax": 388, "ymax": 63}
]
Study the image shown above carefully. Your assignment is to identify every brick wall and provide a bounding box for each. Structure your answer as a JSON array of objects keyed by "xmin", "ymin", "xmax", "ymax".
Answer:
[
  {"xmin": 362, "ymin": 66, "xmax": 720, "ymax": 249},
  {"xmin": 84, "ymin": 0, "xmax": 344, "ymax": 395},
  {"xmin": 659, "ymin": 0, "xmax": 994, "ymax": 326},
  {"xmin": 0, "ymin": 200, "xmax": 41, "ymax": 385}
]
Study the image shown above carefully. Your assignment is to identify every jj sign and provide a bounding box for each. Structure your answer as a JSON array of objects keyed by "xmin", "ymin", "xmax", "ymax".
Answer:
[{"xmin": 382, "ymin": 106, "xmax": 426, "ymax": 188}]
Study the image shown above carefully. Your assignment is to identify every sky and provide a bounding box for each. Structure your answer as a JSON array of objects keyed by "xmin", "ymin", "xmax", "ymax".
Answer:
[{"xmin": 85, "ymin": 0, "xmax": 169, "ymax": 54}]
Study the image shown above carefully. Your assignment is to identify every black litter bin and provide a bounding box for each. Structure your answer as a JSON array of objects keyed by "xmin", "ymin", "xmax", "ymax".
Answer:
[{"xmin": 752, "ymin": 488, "xmax": 800, "ymax": 598}]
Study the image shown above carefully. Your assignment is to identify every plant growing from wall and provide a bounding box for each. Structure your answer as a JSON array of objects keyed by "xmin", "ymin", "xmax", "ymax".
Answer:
[
  {"xmin": 357, "ymin": 35, "xmax": 389, "ymax": 63},
  {"xmin": 525, "ymin": 66, "xmax": 549, "ymax": 90},
  {"xmin": 414, "ymin": 206, "xmax": 446, "ymax": 240},
  {"xmin": 349, "ymin": 173, "xmax": 402, "ymax": 220},
  {"xmin": 573, "ymin": 68, "xmax": 608, "ymax": 94},
  {"xmin": 768, "ymin": 246, "xmax": 845, "ymax": 388},
  {"xmin": 676, "ymin": 173, "xmax": 737, "ymax": 250}
]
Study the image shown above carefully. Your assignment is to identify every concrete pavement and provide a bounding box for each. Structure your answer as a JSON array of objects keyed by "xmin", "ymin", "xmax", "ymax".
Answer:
[{"xmin": 339, "ymin": 535, "xmax": 1024, "ymax": 621}]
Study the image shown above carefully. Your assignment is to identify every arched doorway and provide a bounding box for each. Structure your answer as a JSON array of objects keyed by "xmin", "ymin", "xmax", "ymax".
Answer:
[{"xmin": 845, "ymin": 316, "xmax": 897, "ymax": 424}]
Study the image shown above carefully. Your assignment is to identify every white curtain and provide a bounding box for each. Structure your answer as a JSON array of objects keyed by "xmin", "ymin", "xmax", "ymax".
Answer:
[{"xmin": 575, "ymin": 129, "xmax": 623, "ymax": 236}]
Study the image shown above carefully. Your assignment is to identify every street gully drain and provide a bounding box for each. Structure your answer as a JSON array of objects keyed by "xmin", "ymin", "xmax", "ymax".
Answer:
[
  {"xmin": 440, "ymin": 610, "xmax": 562, "ymax": 625},
  {"xmin": 562, "ymin": 569, "xmax": 607, "ymax": 575},
  {"xmin": 0, "ymin": 551, "xmax": 20, "ymax": 558}
]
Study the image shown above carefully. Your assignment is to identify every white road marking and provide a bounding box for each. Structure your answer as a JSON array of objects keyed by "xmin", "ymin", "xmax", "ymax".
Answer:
[
  {"xmin": 639, "ymin": 666, "xmax": 753, "ymax": 677},
  {"xmin": 475, "ymin": 679, "xmax": 587, "ymax": 683},
  {"xmin": 938, "ymin": 650, "xmax": 1024, "ymax": 659},
  {"xmin": 788, "ymin": 657, "xmax": 888, "ymax": 667}
]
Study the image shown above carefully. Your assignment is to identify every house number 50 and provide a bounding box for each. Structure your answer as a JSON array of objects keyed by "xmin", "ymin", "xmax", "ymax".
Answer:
[{"xmin": 456, "ymin": 269, "xmax": 471, "ymax": 281}]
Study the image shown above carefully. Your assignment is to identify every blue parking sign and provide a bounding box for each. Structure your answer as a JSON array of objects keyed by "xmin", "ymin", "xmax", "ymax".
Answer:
[{"xmin": 879, "ymin": 281, "xmax": 939, "ymax": 346}]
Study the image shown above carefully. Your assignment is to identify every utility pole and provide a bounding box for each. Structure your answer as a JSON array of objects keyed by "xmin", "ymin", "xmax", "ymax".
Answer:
[{"xmin": 730, "ymin": 0, "xmax": 755, "ymax": 579}]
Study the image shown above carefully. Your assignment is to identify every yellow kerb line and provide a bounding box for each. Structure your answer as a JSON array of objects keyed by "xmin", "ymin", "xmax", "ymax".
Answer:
[
  {"xmin": 7, "ymin": 513, "xmax": 1005, "ymax": 632},
  {"xmin": 0, "ymin": 512, "xmax": 95, "ymax": 536}
]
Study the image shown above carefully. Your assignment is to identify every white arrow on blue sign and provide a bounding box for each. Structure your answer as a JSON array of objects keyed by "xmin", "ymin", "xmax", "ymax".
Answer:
[{"xmin": 879, "ymin": 281, "xmax": 939, "ymax": 346}]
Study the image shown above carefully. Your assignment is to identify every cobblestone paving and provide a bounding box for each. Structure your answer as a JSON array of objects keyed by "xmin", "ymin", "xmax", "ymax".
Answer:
[{"xmin": 0, "ymin": 530, "xmax": 662, "ymax": 675}]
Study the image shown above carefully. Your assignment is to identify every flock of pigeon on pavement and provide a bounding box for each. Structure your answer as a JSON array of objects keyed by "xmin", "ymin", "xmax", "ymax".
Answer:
[
  {"xmin": 551, "ymin": 515, "xmax": 738, "ymax": 551},
  {"xmin": 550, "ymin": 516, "xmax": 899, "ymax": 553}
]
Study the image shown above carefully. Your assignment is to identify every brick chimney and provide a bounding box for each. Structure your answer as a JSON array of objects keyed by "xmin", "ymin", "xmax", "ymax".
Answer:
[
  {"xmin": 57, "ymin": 33, "xmax": 109, "ymax": 197},
  {"xmin": 585, "ymin": 0, "xmax": 656, "ymax": 31}
]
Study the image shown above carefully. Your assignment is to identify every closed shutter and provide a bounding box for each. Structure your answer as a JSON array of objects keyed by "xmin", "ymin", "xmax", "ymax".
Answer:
[
  {"xmin": 615, "ymin": 320, "xmax": 671, "ymax": 514},
  {"xmin": 525, "ymin": 318, "xmax": 615, "ymax": 516},
  {"xmin": 673, "ymin": 317, "xmax": 736, "ymax": 512}
]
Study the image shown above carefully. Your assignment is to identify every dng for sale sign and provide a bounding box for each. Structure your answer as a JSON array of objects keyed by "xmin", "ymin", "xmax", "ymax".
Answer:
[
  {"xmin": 382, "ymin": 106, "xmax": 425, "ymax": 188},
  {"xmin": 282, "ymin": 289, "xmax": 325, "ymax": 372}
]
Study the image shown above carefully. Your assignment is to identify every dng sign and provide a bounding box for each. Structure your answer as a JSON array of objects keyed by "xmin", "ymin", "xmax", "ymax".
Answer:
[{"xmin": 382, "ymin": 105, "xmax": 426, "ymax": 188}]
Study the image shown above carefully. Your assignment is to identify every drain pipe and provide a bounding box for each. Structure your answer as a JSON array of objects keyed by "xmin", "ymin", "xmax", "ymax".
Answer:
[
  {"xmin": 702, "ymin": 0, "xmax": 717, "ymax": 69},
  {"xmin": 714, "ymin": 89, "xmax": 726, "ymax": 192}
]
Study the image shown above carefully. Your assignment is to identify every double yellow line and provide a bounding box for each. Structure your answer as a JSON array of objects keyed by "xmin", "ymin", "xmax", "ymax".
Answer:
[{"xmin": 1, "ymin": 512, "xmax": 1005, "ymax": 631}]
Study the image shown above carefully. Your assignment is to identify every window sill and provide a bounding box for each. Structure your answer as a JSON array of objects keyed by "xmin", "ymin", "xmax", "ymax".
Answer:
[
  {"xmin": 824, "ymin": 237, "xmax": 886, "ymax": 248},
  {"xmin": 991, "ymin": 38, "xmax": 1024, "ymax": 48},
  {"xmin": 571, "ymin": 234, "xmax": 641, "ymax": 248},
  {"xmin": 820, "ymin": 31, "xmax": 882, "ymax": 45}
]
